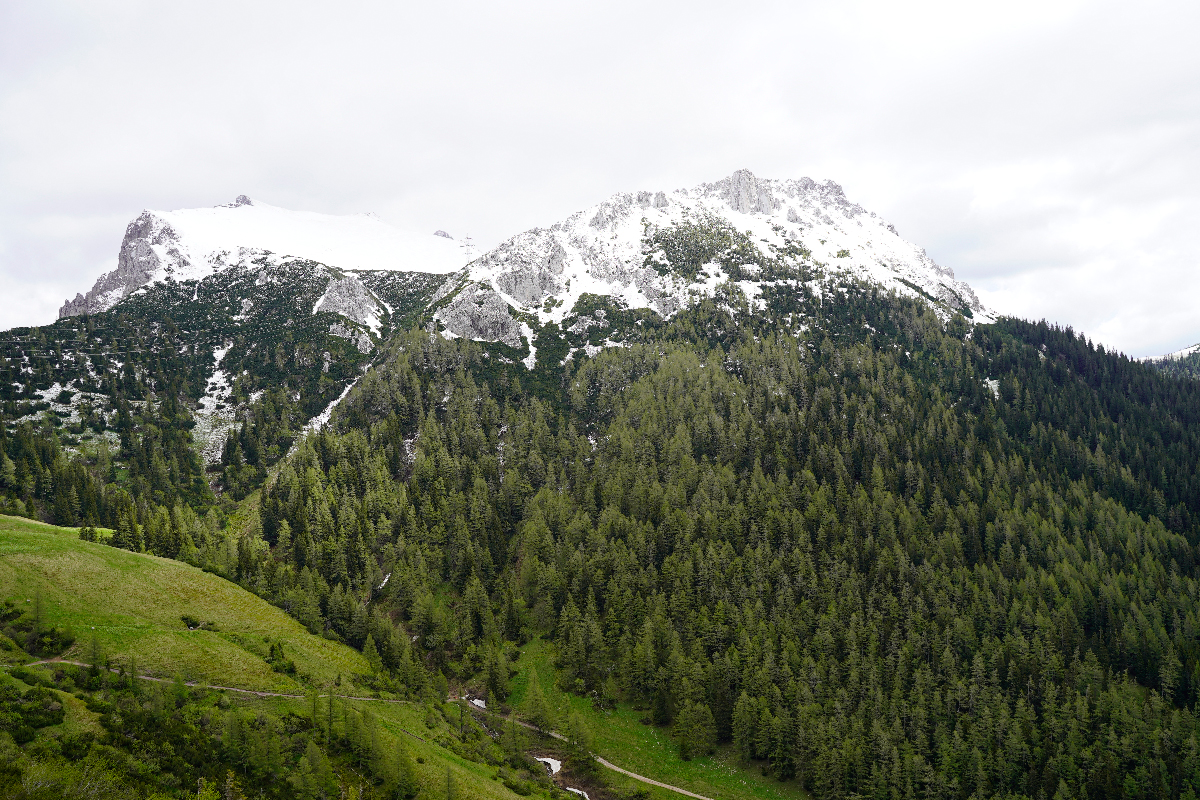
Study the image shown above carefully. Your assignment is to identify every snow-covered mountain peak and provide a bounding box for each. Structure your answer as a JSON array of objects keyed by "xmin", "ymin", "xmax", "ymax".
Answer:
[
  {"xmin": 60, "ymin": 197, "xmax": 477, "ymax": 318},
  {"xmin": 434, "ymin": 169, "xmax": 990, "ymax": 347},
  {"xmin": 1142, "ymin": 343, "xmax": 1200, "ymax": 363}
]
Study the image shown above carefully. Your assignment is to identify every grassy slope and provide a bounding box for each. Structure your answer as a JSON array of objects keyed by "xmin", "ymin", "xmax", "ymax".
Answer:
[
  {"xmin": 0, "ymin": 513, "xmax": 369, "ymax": 691},
  {"xmin": 0, "ymin": 514, "xmax": 537, "ymax": 799},
  {"xmin": 509, "ymin": 638, "xmax": 808, "ymax": 800},
  {"xmin": 247, "ymin": 694, "xmax": 531, "ymax": 800}
]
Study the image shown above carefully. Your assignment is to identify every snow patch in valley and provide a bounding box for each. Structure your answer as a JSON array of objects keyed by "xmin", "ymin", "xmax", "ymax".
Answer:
[
  {"xmin": 297, "ymin": 377, "xmax": 359, "ymax": 440},
  {"xmin": 192, "ymin": 345, "xmax": 236, "ymax": 466},
  {"xmin": 520, "ymin": 322, "xmax": 537, "ymax": 370}
]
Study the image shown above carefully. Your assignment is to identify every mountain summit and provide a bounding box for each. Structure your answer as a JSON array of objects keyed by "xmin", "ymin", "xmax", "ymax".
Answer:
[
  {"xmin": 434, "ymin": 169, "xmax": 989, "ymax": 348},
  {"xmin": 59, "ymin": 197, "xmax": 476, "ymax": 318}
]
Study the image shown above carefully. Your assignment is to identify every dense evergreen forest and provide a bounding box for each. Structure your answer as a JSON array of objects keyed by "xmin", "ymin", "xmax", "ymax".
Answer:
[{"xmin": 4, "ymin": 275, "xmax": 1200, "ymax": 800}]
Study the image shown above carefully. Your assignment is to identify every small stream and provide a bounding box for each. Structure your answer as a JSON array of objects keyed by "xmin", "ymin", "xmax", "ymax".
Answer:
[{"xmin": 535, "ymin": 756, "xmax": 589, "ymax": 799}]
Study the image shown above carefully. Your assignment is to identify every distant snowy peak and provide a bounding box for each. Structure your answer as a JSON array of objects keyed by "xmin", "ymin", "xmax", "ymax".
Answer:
[
  {"xmin": 59, "ymin": 197, "xmax": 476, "ymax": 318},
  {"xmin": 434, "ymin": 169, "xmax": 990, "ymax": 344},
  {"xmin": 1142, "ymin": 343, "xmax": 1200, "ymax": 363}
]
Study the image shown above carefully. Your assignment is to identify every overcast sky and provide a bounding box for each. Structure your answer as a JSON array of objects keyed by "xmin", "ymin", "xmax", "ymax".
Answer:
[{"xmin": 1, "ymin": 0, "xmax": 1197, "ymax": 357}]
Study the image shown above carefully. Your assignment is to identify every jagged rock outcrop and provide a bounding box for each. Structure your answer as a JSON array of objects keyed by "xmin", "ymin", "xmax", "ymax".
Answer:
[
  {"xmin": 314, "ymin": 275, "xmax": 382, "ymax": 332},
  {"xmin": 435, "ymin": 284, "xmax": 525, "ymax": 347},
  {"xmin": 328, "ymin": 322, "xmax": 373, "ymax": 354},
  {"xmin": 59, "ymin": 211, "xmax": 188, "ymax": 317}
]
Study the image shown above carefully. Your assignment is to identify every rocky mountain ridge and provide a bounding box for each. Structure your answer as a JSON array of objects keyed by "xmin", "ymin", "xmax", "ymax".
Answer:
[
  {"xmin": 31, "ymin": 170, "xmax": 996, "ymax": 466},
  {"xmin": 59, "ymin": 196, "xmax": 475, "ymax": 318},
  {"xmin": 433, "ymin": 169, "xmax": 989, "ymax": 349}
]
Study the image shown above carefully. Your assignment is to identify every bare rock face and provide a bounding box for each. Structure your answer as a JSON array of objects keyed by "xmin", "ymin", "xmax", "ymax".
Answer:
[
  {"xmin": 328, "ymin": 321, "xmax": 373, "ymax": 353},
  {"xmin": 491, "ymin": 237, "xmax": 567, "ymax": 307},
  {"xmin": 59, "ymin": 211, "xmax": 186, "ymax": 318},
  {"xmin": 434, "ymin": 284, "xmax": 524, "ymax": 347},
  {"xmin": 314, "ymin": 275, "xmax": 381, "ymax": 330},
  {"xmin": 710, "ymin": 168, "xmax": 778, "ymax": 214}
]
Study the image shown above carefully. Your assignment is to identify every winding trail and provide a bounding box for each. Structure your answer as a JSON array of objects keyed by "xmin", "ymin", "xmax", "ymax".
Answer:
[
  {"xmin": 462, "ymin": 700, "xmax": 716, "ymax": 800},
  {"xmin": 17, "ymin": 658, "xmax": 715, "ymax": 798},
  {"xmin": 17, "ymin": 658, "xmax": 427, "ymax": 742}
]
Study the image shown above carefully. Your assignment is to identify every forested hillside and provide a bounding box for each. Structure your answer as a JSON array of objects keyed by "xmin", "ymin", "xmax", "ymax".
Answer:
[{"xmin": 3, "ymin": 271, "xmax": 1200, "ymax": 799}]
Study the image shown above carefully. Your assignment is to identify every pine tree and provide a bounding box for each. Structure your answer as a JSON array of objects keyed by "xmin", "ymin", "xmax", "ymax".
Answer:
[
  {"xmin": 564, "ymin": 710, "xmax": 596, "ymax": 775},
  {"xmin": 732, "ymin": 691, "xmax": 756, "ymax": 764},
  {"xmin": 674, "ymin": 700, "xmax": 716, "ymax": 761},
  {"xmin": 390, "ymin": 738, "xmax": 418, "ymax": 799},
  {"xmin": 364, "ymin": 633, "xmax": 382, "ymax": 675},
  {"xmin": 523, "ymin": 669, "xmax": 555, "ymax": 734}
]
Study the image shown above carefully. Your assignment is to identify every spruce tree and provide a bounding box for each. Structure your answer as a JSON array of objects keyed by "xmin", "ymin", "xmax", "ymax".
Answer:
[{"xmin": 523, "ymin": 669, "xmax": 555, "ymax": 734}]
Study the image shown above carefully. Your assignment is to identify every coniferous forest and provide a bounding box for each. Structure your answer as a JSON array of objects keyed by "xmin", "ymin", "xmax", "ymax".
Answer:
[{"xmin": 4, "ymin": 277, "xmax": 1200, "ymax": 799}]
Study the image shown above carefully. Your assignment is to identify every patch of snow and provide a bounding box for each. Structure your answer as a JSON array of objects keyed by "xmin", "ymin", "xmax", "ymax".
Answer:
[
  {"xmin": 378, "ymin": 572, "xmax": 391, "ymax": 590},
  {"xmin": 535, "ymin": 757, "xmax": 561, "ymax": 775},
  {"xmin": 470, "ymin": 698, "xmax": 486, "ymax": 709},
  {"xmin": 1142, "ymin": 343, "xmax": 1200, "ymax": 362},
  {"xmin": 984, "ymin": 378, "xmax": 1000, "ymax": 399},
  {"xmin": 302, "ymin": 378, "xmax": 359, "ymax": 436},
  {"xmin": 520, "ymin": 322, "xmax": 537, "ymax": 370},
  {"xmin": 192, "ymin": 345, "xmax": 236, "ymax": 465},
  {"xmin": 150, "ymin": 200, "xmax": 476, "ymax": 279},
  {"xmin": 565, "ymin": 789, "xmax": 589, "ymax": 799}
]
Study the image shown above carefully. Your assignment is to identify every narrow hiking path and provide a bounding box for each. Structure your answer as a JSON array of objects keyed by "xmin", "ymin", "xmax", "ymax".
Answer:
[
  {"xmin": 461, "ymin": 700, "xmax": 716, "ymax": 800},
  {"xmin": 15, "ymin": 658, "xmax": 428, "ymax": 741},
  {"xmin": 17, "ymin": 658, "xmax": 715, "ymax": 798}
]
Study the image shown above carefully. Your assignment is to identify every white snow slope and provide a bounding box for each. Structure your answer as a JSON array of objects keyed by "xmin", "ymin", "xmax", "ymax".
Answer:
[
  {"xmin": 60, "ymin": 196, "xmax": 476, "ymax": 317},
  {"xmin": 434, "ymin": 169, "xmax": 990, "ymax": 346},
  {"xmin": 1142, "ymin": 343, "xmax": 1200, "ymax": 362}
]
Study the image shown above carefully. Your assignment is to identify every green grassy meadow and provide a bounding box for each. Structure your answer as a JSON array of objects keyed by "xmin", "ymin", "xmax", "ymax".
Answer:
[
  {"xmin": 245, "ymin": 694, "xmax": 537, "ymax": 800},
  {"xmin": 0, "ymin": 513, "xmax": 368, "ymax": 691},
  {"xmin": 509, "ymin": 638, "xmax": 809, "ymax": 800}
]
